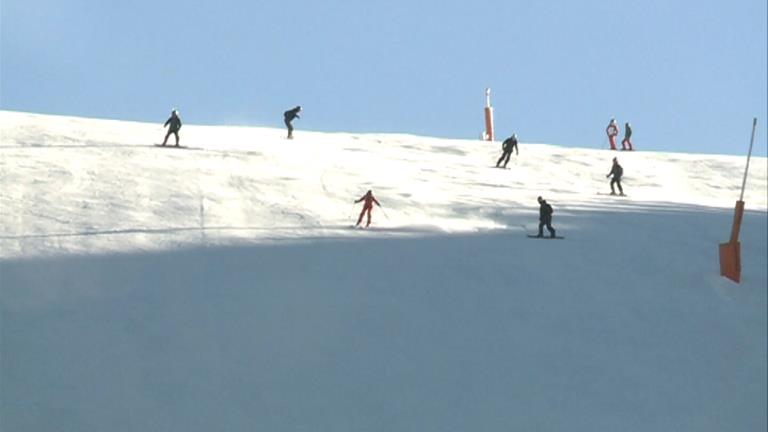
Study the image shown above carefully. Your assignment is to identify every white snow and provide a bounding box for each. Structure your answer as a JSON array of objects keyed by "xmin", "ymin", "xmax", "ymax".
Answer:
[{"xmin": 1, "ymin": 110, "xmax": 766, "ymax": 431}]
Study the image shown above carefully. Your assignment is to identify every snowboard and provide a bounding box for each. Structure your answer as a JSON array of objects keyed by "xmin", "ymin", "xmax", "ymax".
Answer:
[
  {"xmin": 155, "ymin": 144, "xmax": 189, "ymax": 149},
  {"xmin": 596, "ymin": 192, "xmax": 627, "ymax": 197},
  {"xmin": 527, "ymin": 235, "xmax": 565, "ymax": 240}
]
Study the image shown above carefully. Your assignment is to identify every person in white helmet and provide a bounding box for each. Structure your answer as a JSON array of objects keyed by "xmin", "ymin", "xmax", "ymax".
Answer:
[{"xmin": 606, "ymin": 118, "xmax": 619, "ymax": 150}]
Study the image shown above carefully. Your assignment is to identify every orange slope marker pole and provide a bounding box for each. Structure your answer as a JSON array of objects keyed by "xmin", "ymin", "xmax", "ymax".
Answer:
[
  {"xmin": 719, "ymin": 118, "xmax": 757, "ymax": 283},
  {"xmin": 484, "ymin": 88, "xmax": 494, "ymax": 142}
]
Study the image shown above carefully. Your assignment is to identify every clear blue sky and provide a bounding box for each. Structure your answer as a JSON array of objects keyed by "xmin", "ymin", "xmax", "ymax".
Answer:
[{"xmin": 2, "ymin": 0, "xmax": 766, "ymax": 156}]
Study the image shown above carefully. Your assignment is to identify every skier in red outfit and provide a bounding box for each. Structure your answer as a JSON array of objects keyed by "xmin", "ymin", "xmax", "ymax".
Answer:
[
  {"xmin": 606, "ymin": 118, "xmax": 619, "ymax": 150},
  {"xmin": 355, "ymin": 190, "xmax": 381, "ymax": 227}
]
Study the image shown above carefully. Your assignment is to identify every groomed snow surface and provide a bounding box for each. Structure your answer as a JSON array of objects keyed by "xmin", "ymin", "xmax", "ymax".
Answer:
[{"xmin": 1, "ymin": 111, "xmax": 767, "ymax": 431}]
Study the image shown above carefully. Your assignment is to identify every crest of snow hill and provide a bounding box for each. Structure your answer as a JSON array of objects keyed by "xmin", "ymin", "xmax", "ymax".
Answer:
[{"xmin": 1, "ymin": 110, "xmax": 765, "ymax": 257}]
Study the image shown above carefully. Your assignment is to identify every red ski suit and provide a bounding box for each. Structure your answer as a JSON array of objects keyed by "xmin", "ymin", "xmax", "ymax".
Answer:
[
  {"xmin": 355, "ymin": 191, "xmax": 380, "ymax": 227},
  {"xmin": 606, "ymin": 121, "xmax": 619, "ymax": 150}
]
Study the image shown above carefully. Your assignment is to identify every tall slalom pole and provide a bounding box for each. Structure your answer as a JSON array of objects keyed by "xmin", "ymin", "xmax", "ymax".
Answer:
[
  {"xmin": 719, "ymin": 118, "xmax": 758, "ymax": 283},
  {"xmin": 484, "ymin": 88, "xmax": 495, "ymax": 142},
  {"xmin": 739, "ymin": 118, "xmax": 758, "ymax": 203}
]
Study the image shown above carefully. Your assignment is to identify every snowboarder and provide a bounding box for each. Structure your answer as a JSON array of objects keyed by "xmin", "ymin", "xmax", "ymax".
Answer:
[
  {"xmin": 162, "ymin": 109, "xmax": 182, "ymax": 146},
  {"xmin": 621, "ymin": 122, "xmax": 634, "ymax": 151},
  {"xmin": 606, "ymin": 118, "xmax": 619, "ymax": 150},
  {"xmin": 536, "ymin": 196, "xmax": 556, "ymax": 238},
  {"xmin": 283, "ymin": 106, "xmax": 302, "ymax": 139},
  {"xmin": 354, "ymin": 189, "xmax": 381, "ymax": 228},
  {"xmin": 606, "ymin": 157, "xmax": 624, "ymax": 195},
  {"xmin": 496, "ymin": 134, "xmax": 519, "ymax": 168}
]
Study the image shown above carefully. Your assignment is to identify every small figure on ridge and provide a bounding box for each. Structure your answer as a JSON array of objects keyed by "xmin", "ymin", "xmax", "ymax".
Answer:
[
  {"xmin": 606, "ymin": 118, "xmax": 619, "ymax": 151},
  {"xmin": 283, "ymin": 106, "xmax": 302, "ymax": 139},
  {"xmin": 162, "ymin": 109, "xmax": 182, "ymax": 146},
  {"xmin": 496, "ymin": 134, "xmax": 519, "ymax": 168},
  {"xmin": 621, "ymin": 122, "xmax": 634, "ymax": 151}
]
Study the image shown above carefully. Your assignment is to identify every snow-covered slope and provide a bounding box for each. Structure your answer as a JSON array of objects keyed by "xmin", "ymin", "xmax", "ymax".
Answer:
[
  {"xmin": 1, "ymin": 110, "xmax": 766, "ymax": 257},
  {"xmin": 1, "ymin": 111, "xmax": 766, "ymax": 431}
]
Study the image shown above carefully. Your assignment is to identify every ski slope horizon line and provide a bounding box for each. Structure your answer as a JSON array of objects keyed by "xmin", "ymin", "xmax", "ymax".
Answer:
[{"xmin": 2, "ymin": 109, "xmax": 764, "ymax": 159}]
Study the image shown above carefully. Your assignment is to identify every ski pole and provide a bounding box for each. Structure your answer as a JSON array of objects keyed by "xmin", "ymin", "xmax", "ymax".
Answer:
[{"xmin": 379, "ymin": 205, "xmax": 390, "ymax": 220}]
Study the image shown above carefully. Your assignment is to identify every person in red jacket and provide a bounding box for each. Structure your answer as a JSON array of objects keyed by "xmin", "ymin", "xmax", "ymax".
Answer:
[
  {"xmin": 355, "ymin": 190, "xmax": 381, "ymax": 227},
  {"xmin": 606, "ymin": 118, "xmax": 619, "ymax": 150}
]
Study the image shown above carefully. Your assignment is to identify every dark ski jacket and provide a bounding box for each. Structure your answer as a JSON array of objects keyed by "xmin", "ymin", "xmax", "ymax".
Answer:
[
  {"xmin": 624, "ymin": 124, "xmax": 632, "ymax": 139},
  {"xmin": 539, "ymin": 201, "xmax": 553, "ymax": 223},
  {"xmin": 284, "ymin": 107, "xmax": 301, "ymax": 122},
  {"xmin": 355, "ymin": 191, "xmax": 380, "ymax": 208},
  {"xmin": 164, "ymin": 114, "xmax": 182, "ymax": 132},
  {"xmin": 502, "ymin": 136, "xmax": 518, "ymax": 155},
  {"xmin": 608, "ymin": 162, "xmax": 623, "ymax": 179}
]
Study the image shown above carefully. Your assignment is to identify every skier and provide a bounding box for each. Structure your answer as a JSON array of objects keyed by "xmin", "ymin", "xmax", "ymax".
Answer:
[
  {"xmin": 161, "ymin": 109, "xmax": 182, "ymax": 146},
  {"xmin": 606, "ymin": 118, "xmax": 619, "ymax": 150},
  {"xmin": 354, "ymin": 189, "xmax": 381, "ymax": 228},
  {"xmin": 496, "ymin": 134, "xmax": 519, "ymax": 168},
  {"xmin": 606, "ymin": 157, "xmax": 624, "ymax": 195},
  {"xmin": 536, "ymin": 196, "xmax": 556, "ymax": 238},
  {"xmin": 621, "ymin": 122, "xmax": 634, "ymax": 151},
  {"xmin": 283, "ymin": 106, "xmax": 302, "ymax": 139}
]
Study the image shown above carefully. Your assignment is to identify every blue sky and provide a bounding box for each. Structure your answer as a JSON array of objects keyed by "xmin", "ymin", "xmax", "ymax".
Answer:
[{"xmin": 2, "ymin": 0, "xmax": 766, "ymax": 156}]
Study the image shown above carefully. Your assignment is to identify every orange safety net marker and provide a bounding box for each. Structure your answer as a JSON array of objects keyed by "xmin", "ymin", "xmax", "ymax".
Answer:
[
  {"xmin": 719, "ymin": 201, "xmax": 744, "ymax": 283},
  {"xmin": 719, "ymin": 119, "xmax": 757, "ymax": 284}
]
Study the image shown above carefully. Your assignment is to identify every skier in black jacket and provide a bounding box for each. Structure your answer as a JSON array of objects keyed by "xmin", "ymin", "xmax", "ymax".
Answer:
[
  {"xmin": 621, "ymin": 122, "xmax": 634, "ymax": 151},
  {"xmin": 283, "ymin": 106, "xmax": 302, "ymax": 139},
  {"xmin": 606, "ymin": 157, "xmax": 624, "ymax": 195},
  {"xmin": 537, "ymin": 196, "xmax": 556, "ymax": 238},
  {"xmin": 496, "ymin": 134, "xmax": 518, "ymax": 168},
  {"xmin": 161, "ymin": 109, "xmax": 182, "ymax": 146}
]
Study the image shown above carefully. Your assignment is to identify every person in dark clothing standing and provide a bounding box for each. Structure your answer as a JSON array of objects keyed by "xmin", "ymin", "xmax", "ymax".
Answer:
[
  {"xmin": 606, "ymin": 157, "xmax": 624, "ymax": 195},
  {"xmin": 162, "ymin": 109, "xmax": 182, "ymax": 146},
  {"xmin": 621, "ymin": 122, "xmax": 634, "ymax": 151},
  {"xmin": 496, "ymin": 134, "xmax": 519, "ymax": 168},
  {"xmin": 355, "ymin": 189, "xmax": 381, "ymax": 228},
  {"xmin": 283, "ymin": 106, "xmax": 302, "ymax": 139},
  {"xmin": 537, "ymin": 196, "xmax": 556, "ymax": 238}
]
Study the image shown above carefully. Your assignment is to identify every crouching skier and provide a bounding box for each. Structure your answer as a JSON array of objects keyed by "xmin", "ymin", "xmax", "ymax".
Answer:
[
  {"xmin": 283, "ymin": 106, "xmax": 302, "ymax": 139},
  {"xmin": 496, "ymin": 134, "xmax": 518, "ymax": 168},
  {"xmin": 354, "ymin": 190, "xmax": 381, "ymax": 228}
]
